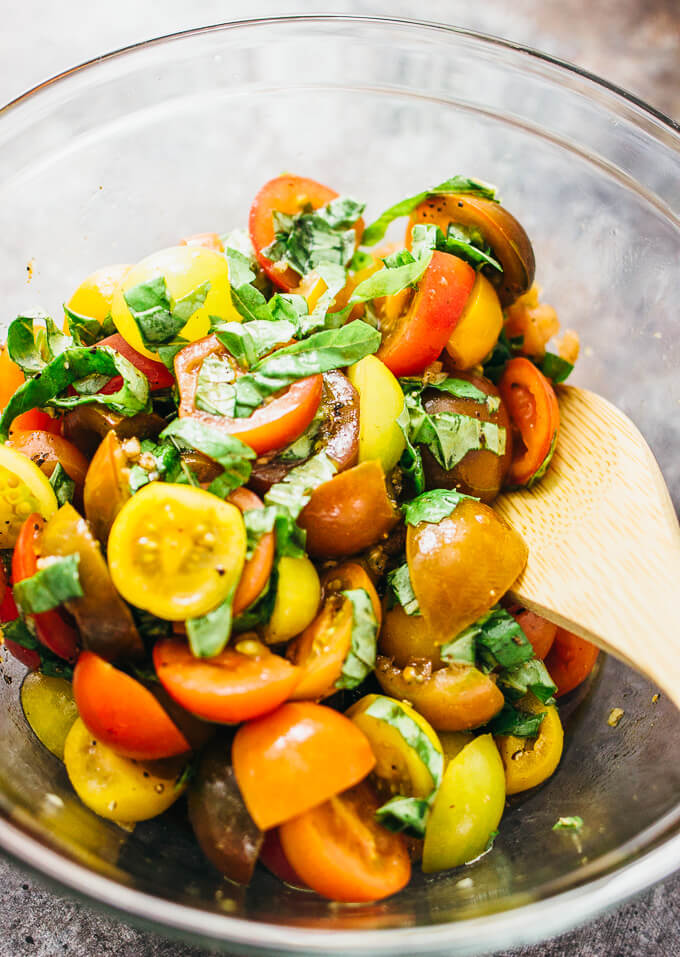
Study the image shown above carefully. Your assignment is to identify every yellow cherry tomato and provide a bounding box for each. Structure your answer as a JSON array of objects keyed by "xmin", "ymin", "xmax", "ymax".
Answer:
[
  {"xmin": 64, "ymin": 718, "xmax": 187, "ymax": 822},
  {"xmin": 445, "ymin": 273, "xmax": 503, "ymax": 370},
  {"xmin": 21, "ymin": 672, "xmax": 79, "ymax": 761},
  {"xmin": 0, "ymin": 444, "xmax": 58, "ymax": 546},
  {"xmin": 65, "ymin": 263, "xmax": 131, "ymax": 326},
  {"xmin": 262, "ymin": 555, "xmax": 320, "ymax": 644},
  {"xmin": 111, "ymin": 246, "xmax": 240, "ymax": 360},
  {"xmin": 496, "ymin": 694, "xmax": 564, "ymax": 795},
  {"xmin": 347, "ymin": 355, "xmax": 405, "ymax": 472},
  {"xmin": 346, "ymin": 693, "xmax": 443, "ymax": 799},
  {"xmin": 107, "ymin": 482, "xmax": 246, "ymax": 620},
  {"xmin": 422, "ymin": 734, "xmax": 505, "ymax": 873}
]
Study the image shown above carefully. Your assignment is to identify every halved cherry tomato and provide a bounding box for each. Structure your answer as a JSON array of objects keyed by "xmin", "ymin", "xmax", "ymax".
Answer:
[
  {"xmin": 321, "ymin": 561, "xmax": 382, "ymax": 625},
  {"xmin": 286, "ymin": 593, "xmax": 354, "ymax": 700},
  {"xmin": 175, "ymin": 335, "xmax": 323, "ymax": 455},
  {"xmin": 509, "ymin": 607, "xmax": 557, "ymax": 660},
  {"xmin": 259, "ymin": 829, "xmax": 308, "ymax": 889},
  {"xmin": 96, "ymin": 333, "xmax": 175, "ymax": 393},
  {"xmin": 0, "ymin": 562, "xmax": 40, "ymax": 668},
  {"xmin": 498, "ymin": 357, "xmax": 560, "ymax": 487},
  {"xmin": 544, "ymin": 627, "xmax": 599, "ymax": 697},
  {"xmin": 153, "ymin": 638, "xmax": 300, "ymax": 724},
  {"xmin": 66, "ymin": 263, "xmax": 131, "ymax": 326},
  {"xmin": 279, "ymin": 780, "xmax": 411, "ymax": 902},
  {"xmin": 232, "ymin": 701, "xmax": 376, "ymax": 830},
  {"xmin": 496, "ymin": 695, "xmax": 564, "ymax": 794},
  {"xmin": 83, "ymin": 431, "xmax": 132, "ymax": 544},
  {"xmin": 180, "ymin": 232, "xmax": 224, "ymax": 252},
  {"xmin": 12, "ymin": 514, "xmax": 79, "ymax": 662},
  {"xmin": 376, "ymin": 251, "xmax": 475, "ymax": 377},
  {"xmin": 249, "ymin": 175, "xmax": 338, "ymax": 291},
  {"xmin": 8, "ymin": 431, "xmax": 89, "ymax": 499},
  {"xmin": 227, "ymin": 488, "xmax": 275, "ymax": 617},
  {"xmin": 0, "ymin": 348, "xmax": 61, "ymax": 436},
  {"xmin": 73, "ymin": 651, "xmax": 190, "ymax": 760}
]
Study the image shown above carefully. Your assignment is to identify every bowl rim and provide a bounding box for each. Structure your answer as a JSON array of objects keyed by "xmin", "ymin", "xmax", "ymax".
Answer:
[{"xmin": 1, "ymin": 14, "xmax": 679, "ymax": 953}]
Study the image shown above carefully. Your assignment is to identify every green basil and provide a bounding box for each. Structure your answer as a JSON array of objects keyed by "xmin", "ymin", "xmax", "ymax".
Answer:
[
  {"xmin": 263, "ymin": 196, "xmax": 365, "ymax": 277},
  {"xmin": 264, "ymin": 451, "xmax": 337, "ymax": 556},
  {"xmin": 195, "ymin": 353, "xmax": 237, "ymax": 417},
  {"xmin": 497, "ymin": 657, "xmax": 557, "ymax": 703},
  {"xmin": 232, "ymin": 563, "xmax": 279, "ymax": 633},
  {"xmin": 7, "ymin": 313, "xmax": 72, "ymax": 376},
  {"xmin": 242, "ymin": 506, "xmax": 278, "ymax": 559},
  {"xmin": 123, "ymin": 277, "xmax": 210, "ymax": 348},
  {"xmin": 553, "ymin": 816, "xmax": 584, "ymax": 831},
  {"xmin": 13, "ymin": 554, "xmax": 83, "ymax": 615},
  {"xmin": 410, "ymin": 222, "xmax": 502, "ymax": 273},
  {"xmin": 214, "ymin": 320, "xmax": 298, "ymax": 369},
  {"xmin": 63, "ymin": 304, "xmax": 116, "ymax": 346},
  {"xmin": 2, "ymin": 616, "xmax": 74, "ymax": 679},
  {"xmin": 440, "ymin": 630, "xmax": 476, "ymax": 666},
  {"xmin": 441, "ymin": 607, "xmax": 533, "ymax": 671},
  {"xmin": 375, "ymin": 796, "xmax": 431, "ymax": 836},
  {"xmin": 335, "ymin": 589, "xmax": 379, "ymax": 690},
  {"xmin": 487, "ymin": 704, "xmax": 546, "ymax": 738},
  {"xmin": 160, "ymin": 418, "xmax": 255, "ymax": 498},
  {"xmin": 540, "ymin": 351, "xmax": 573, "ymax": 384},
  {"xmin": 402, "ymin": 488, "xmax": 476, "ymax": 527},
  {"xmin": 362, "ymin": 175, "xmax": 498, "ymax": 245},
  {"xmin": 49, "ymin": 463, "xmax": 75, "ymax": 506},
  {"xmin": 186, "ymin": 587, "xmax": 235, "ymax": 658},
  {"xmin": 344, "ymin": 250, "xmax": 432, "ymax": 305},
  {"xmin": 386, "ymin": 563, "xmax": 421, "ymax": 616}
]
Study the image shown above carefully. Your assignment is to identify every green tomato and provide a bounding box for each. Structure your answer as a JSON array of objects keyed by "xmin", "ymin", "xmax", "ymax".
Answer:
[
  {"xmin": 21, "ymin": 672, "xmax": 79, "ymax": 760},
  {"xmin": 347, "ymin": 355, "xmax": 405, "ymax": 472},
  {"xmin": 422, "ymin": 733, "xmax": 505, "ymax": 873}
]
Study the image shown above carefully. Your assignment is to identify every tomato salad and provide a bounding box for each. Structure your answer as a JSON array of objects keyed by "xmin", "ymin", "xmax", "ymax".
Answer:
[{"xmin": 0, "ymin": 174, "xmax": 597, "ymax": 902}]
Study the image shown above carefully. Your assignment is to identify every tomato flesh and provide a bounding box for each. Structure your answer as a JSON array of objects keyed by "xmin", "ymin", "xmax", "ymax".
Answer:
[
  {"xmin": 96, "ymin": 333, "xmax": 175, "ymax": 392},
  {"xmin": 544, "ymin": 627, "xmax": 599, "ymax": 697},
  {"xmin": 498, "ymin": 357, "xmax": 560, "ymax": 487}
]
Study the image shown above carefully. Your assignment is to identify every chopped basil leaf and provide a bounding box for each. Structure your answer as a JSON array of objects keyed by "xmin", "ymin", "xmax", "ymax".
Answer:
[
  {"xmin": 221, "ymin": 230, "xmax": 257, "ymax": 266},
  {"xmin": 214, "ymin": 319, "xmax": 297, "ymax": 369},
  {"xmin": 440, "ymin": 630, "xmax": 476, "ymax": 666},
  {"xmin": 410, "ymin": 222, "xmax": 502, "ymax": 273},
  {"xmin": 263, "ymin": 196, "xmax": 365, "ymax": 277},
  {"xmin": 350, "ymin": 249, "xmax": 374, "ymax": 271},
  {"xmin": 0, "ymin": 344, "xmax": 150, "ymax": 439},
  {"xmin": 6, "ymin": 312, "xmax": 73, "ymax": 377},
  {"xmin": 396, "ymin": 402, "xmax": 426, "ymax": 496},
  {"xmin": 553, "ymin": 816, "xmax": 584, "ymax": 831},
  {"xmin": 13, "ymin": 554, "xmax": 83, "ymax": 615},
  {"xmin": 540, "ymin": 351, "xmax": 573, "ymax": 384},
  {"xmin": 498, "ymin": 657, "xmax": 557, "ymax": 703},
  {"xmin": 386, "ymin": 563, "xmax": 421, "ymax": 616},
  {"xmin": 482, "ymin": 330, "xmax": 523, "ymax": 384},
  {"xmin": 264, "ymin": 451, "xmax": 337, "ymax": 556},
  {"xmin": 160, "ymin": 418, "xmax": 255, "ymax": 497},
  {"xmin": 186, "ymin": 587, "xmax": 235, "ymax": 658},
  {"xmin": 229, "ymin": 278, "xmax": 273, "ymax": 324},
  {"xmin": 279, "ymin": 405, "xmax": 325, "ymax": 463},
  {"xmin": 2, "ymin": 615, "xmax": 74, "ymax": 679},
  {"xmin": 335, "ymin": 589, "xmax": 378, "ymax": 690},
  {"xmin": 525, "ymin": 432, "xmax": 558, "ymax": 489},
  {"xmin": 195, "ymin": 353, "xmax": 237, "ymax": 417},
  {"xmin": 441, "ymin": 607, "xmax": 533, "ymax": 671},
  {"xmin": 49, "ymin": 463, "xmax": 75, "ymax": 506},
  {"xmin": 242, "ymin": 506, "xmax": 277, "ymax": 559},
  {"xmin": 128, "ymin": 439, "xmax": 182, "ymax": 492},
  {"xmin": 63, "ymin": 304, "xmax": 116, "ymax": 346},
  {"xmin": 402, "ymin": 488, "xmax": 476, "ymax": 527},
  {"xmin": 375, "ymin": 795, "xmax": 431, "ymax": 837},
  {"xmin": 123, "ymin": 277, "xmax": 211, "ymax": 349},
  {"xmin": 343, "ymin": 250, "xmax": 432, "ymax": 307},
  {"xmin": 156, "ymin": 337, "xmax": 189, "ymax": 371},
  {"xmin": 487, "ymin": 704, "xmax": 546, "ymax": 737},
  {"xmin": 362, "ymin": 175, "xmax": 498, "ymax": 245},
  {"xmin": 401, "ymin": 375, "xmax": 499, "ymax": 411}
]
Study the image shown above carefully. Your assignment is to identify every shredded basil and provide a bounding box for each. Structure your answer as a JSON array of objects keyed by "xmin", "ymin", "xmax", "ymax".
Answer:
[
  {"xmin": 402, "ymin": 488, "xmax": 476, "ymax": 527},
  {"xmin": 498, "ymin": 657, "xmax": 557, "ymax": 703},
  {"xmin": 13, "ymin": 554, "xmax": 83, "ymax": 615},
  {"xmin": 242, "ymin": 506, "xmax": 277, "ymax": 560},
  {"xmin": 49, "ymin": 463, "xmax": 75, "ymax": 506},
  {"xmin": 123, "ymin": 277, "xmax": 210, "ymax": 349},
  {"xmin": 195, "ymin": 353, "xmax": 237, "ymax": 417},
  {"xmin": 2, "ymin": 616, "xmax": 74, "ymax": 678},
  {"xmin": 264, "ymin": 451, "xmax": 337, "ymax": 556},
  {"xmin": 342, "ymin": 250, "xmax": 432, "ymax": 308},
  {"xmin": 386, "ymin": 563, "xmax": 421, "ymax": 616},
  {"xmin": 376, "ymin": 796, "xmax": 431, "ymax": 836},
  {"xmin": 540, "ymin": 352, "xmax": 573, "ymax": 384},
  {"xmin": 362, "ymin": 175, "xmax": 498, "ymax": 245},
  {"xmin": 263, "ymin": 196, "xmax": 365, "ymax": 277},
  {"xmin": 487, "ymin": 704, "xmax": 546, "ymax": 738},
  {"xmin": 128, "ymin": 438, "xmax": 182, "ymax": 492},
  {"xmin": 335, "ymin": 589, "xmax": 378, "ymax": 690},
  {"xmin": 63, "ymin": 304, "xmax": 116, "ymax": 346},
  {"xmin": 441, "ymin": 607, "xmax": 534, "ymax": 671},
  {"xmin": 186, "ymin": 587, "xmax": 235, "ymax": 658},
  {"xmin": 553, "ymin": 816, "xmax": 584, "ymax": 832},
  {"xmin": 440, "ymin": 630, "xmax": 476, "ymax": 666},
  {"xmin": 7, "ymin": 313, "xmax": 72, "ymax": 376},
  {"xmin": 410, "ymin": 222, "xmax": 502, "ymax": 273},
  {"xmin": 160, "ymin": 418, "xmax": 255, "ymax": 498},
  {"xmin": 232, "ymin": 563, "xmax": 280, "ymax": 633}
]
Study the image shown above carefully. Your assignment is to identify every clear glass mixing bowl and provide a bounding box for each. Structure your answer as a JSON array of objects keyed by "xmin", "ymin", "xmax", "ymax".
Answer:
[{"xmin": 0, "ymin": 16, "xmax": 678, "ymax": 956}]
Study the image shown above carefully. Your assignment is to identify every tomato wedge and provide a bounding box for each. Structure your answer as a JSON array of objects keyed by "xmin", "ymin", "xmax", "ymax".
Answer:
[
  {"xmin": 0, "ymin": 348, "xmax": 61, "ymax": 436},
  {"xmin": 249, "ymin": 174, "xmax": 339, "ymax": 291},
  {"xmin": 227, "ymin": 488, "xmax": 275, "ymax": 617},
  {"xmin": 544, "ymin": 628, "xmax": 599, "ymax": 697},
  {"xmin": 73, "ymin": 651, "xmax": 191, "ymax": 760},
  {"xmin": 8, "ymin": 431, "xmax": 89, "ymax": 499},
  {"xmin": 286, "ymin": 593, "xmax": 354, "ymax": 700},
  {"xmin": 376, "ymin": 251, "xmax": 476, "ymax": 376},
  {"xmin": 321, "ymin": 562, "xmax": 382, "ymax": 625},
  {"xmin": 0, "ymin": 562, "xmax": 40, "ymax": 668},
  {"xmin": 259, "ymin": 829, "xmax": 308, "ymax": 889},
  {"xmin": 279, "ymin": 780, "xmax": 411, "ymax": 902},
  {"xmin": 12, "ymin": 514, "xmax": 79, "ymax": 662},
  {"xmin": 232, "ymin": 701, "xmax": 375, "ymax": 830},
  {"xmin": 96, "ymin": 333, "xmax": 175, "ymax": 392},
  {"xmin": 508, "ymin": 606, "xmax": 557, "ymax": 660},
  {"xmin": 153, "ymin": 638, "xmax": 300, "ymax": 724},
  {"xmin": 175, "ymin": 335, "xmax": 323, "ymax": 454},
  {"xmin": 498, "ymin": 357, "xmax": 560, "ymax": 487}
]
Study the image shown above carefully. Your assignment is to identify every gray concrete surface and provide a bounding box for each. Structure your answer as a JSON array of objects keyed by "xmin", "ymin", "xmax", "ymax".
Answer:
[{"xmin": 1, "ymin": 1, "xmax": 679, "ymax": 955}]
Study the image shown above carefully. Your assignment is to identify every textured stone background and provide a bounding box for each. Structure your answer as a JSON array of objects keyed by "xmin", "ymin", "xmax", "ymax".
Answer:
[{"xmin": 1, "ymin": 1, "xmax": 679, "ymax": 955}]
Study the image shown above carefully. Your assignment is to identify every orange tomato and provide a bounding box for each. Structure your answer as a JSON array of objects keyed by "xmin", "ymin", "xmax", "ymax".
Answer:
[
  {"xmin": 227, "ymin": 488, "xmax": 275, "ymax": 617},
  {"xmin": 321, "ymin": 561, "xmax": 382, "ymax": 625},
  {"xmin": 509, "ymin": 607, "xmax": 557, "ymax": 660},
  {"xmin": 8, "ymin": 431, "xmax": 89, "ymax": 498},
  {"xmin": 286, "ymin": 594, "xmax": 354, "ymax": 700},
  {"xmin": 232, "ymin": 701, "xmax": 375, "ymax": 830},
  {"xmin": 544, "ymin": 628, "xmax": 599, "ymax": 697},
  {"xmin": 279, "ymin": 780, "xmax": 411, "ymax": 902},
  {"xmin": 73, "ymin": 651, "xmax": 191, "ymax": 760},
  {"xmin": 498, "ymin": 357, "xmax": 560, "ymax": 487},
  {"xmin": 153, "ymin": 638, "xmax": 300, "ymax": 724}
]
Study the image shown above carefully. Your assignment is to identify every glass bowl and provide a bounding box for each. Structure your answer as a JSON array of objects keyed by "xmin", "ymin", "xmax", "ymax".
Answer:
[{"xmin": 0, "ymin": 16, "xmax": 679, "ymax": 956}]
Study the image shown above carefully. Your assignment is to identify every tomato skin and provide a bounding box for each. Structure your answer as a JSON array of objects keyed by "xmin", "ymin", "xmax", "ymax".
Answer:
[
  {"xmin": 232, "ymin": 701, "xmax": 376, "ymax": 830},
  {"xmin": 259, "ymin": 828, "xmax": 308, "ymax": 888},
  {"xmin": 0, "ymin": 348, "xmax": 61, "ymax": 436},
  {"xmin": 510, "ymin": 607, "xmax": 557, "ymax": 660},
  {"xmin": 321, "ymin": 562, "xmax": 382, "ymax": 625},
  {"xmin": 8, "ymin": 430, "xmax": 89, "ymax": 498},
  {"xmin": 544, "ymin": 627, "xmax": 599, "ymax": 697},
  {"xmin": 0, "ymin": 563, "xmax": 40, "ymax": 668},
  {"xmin": 376, "ymin": 252, "xmax": 476, "ymax": 377},
  {"xmin": 175, "ymin": 335, "xmax": 323, "ymax": 455},
  {"xmin": 496, "ymin": 696, "xmax": 564, "ymax": 794},
  {"xmin": 286, "ymin": 593, "xmax": 354, "ymax": 700},
  {"xmin": 96, "ymin": 333, "xmax": 175, "ymax": 392},
  {"xmin": 279, "ymin": 780, "xmax": 411, "ymax": 902},
  {"xmin": 12, "ymin": 514, "xmax": 79, "ymax": 662},
  {"xmin": 249, "ymin": 175, "xmax": 339, "ymax": 291},
  {"xmin": 227, "ymin": 488, "xmax": 275, "ymax": 617},
  {"xmin": 73, "ymin": 651, "xmax": 191, "ymax": 760},
  {"xmin": 498, "ymin": 357, "xmax": 560, "ymax": 487},
  {"xmin": 153, "ymin": 638, "xmax": 300, "ymax": 724}
]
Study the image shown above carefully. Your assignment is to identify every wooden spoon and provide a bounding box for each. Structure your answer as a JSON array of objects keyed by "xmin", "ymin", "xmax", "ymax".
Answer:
[{"xmin": 495, "ymin": 385, "xmax": 680, "ymax": 707}]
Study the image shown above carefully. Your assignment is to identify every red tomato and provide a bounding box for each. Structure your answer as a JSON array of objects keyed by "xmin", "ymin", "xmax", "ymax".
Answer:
[
  {"xmin": 8, "ymin": 431, "xmax": 89, "ymax": 498},
  {"xmin": 376, "ymin": 252, "xmax": 476, "ymax": 376},
  {"xmin": 96, "ymin": 333, "xmax": 175, "ymax": 392},
  {"xmin": 279, "ymin": 780, "xmax": 411, "ymax": 902},
  {"xmin": 153, "ymin": 638, "xmax": 300, "ymax": 724},
  {"xmin": 180, "ymin": 232, "xmax": 224, "ymax": 252},
  {"xmin": 73, "ymin": 651, "xmax": 190, "ymax": 759},
  {"xmin": 544, "ymin": 628, "xmax": 599, "ymax": 697},
  {"xmin": 509, "ymin": 607, "xmax": 557, "ymax": 660},
  {"xmin": 259, "ymin": 829, "xmax": 308, "ymax": 889},
  {"xmin": 232, "ymin": 702, "xmax": 376, "ymax": 830},
  {"xmin": 0, "ymin": 562, "xmax": 39, "ymax": 668},
  {"xmin": 0, "ymin": 348, "xmax": 62, "ymax": 435},
  {"xmin": 12, "ymin": 514, "xmax": 79, "ymax": 662},
  {"xmin": 175, "ymin": 335, "xmax": 323, "ymax": 455},
  {"xmin": 498, "ymin": 357, "xmax": 560, "ymax": 487},
  {"xmin": 227, "ymin": 488, "xmax": 275, "ymax": 617},
  {"xmin": 249, "ymin": 175, "xmax": 339, "ymax": 291}
]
